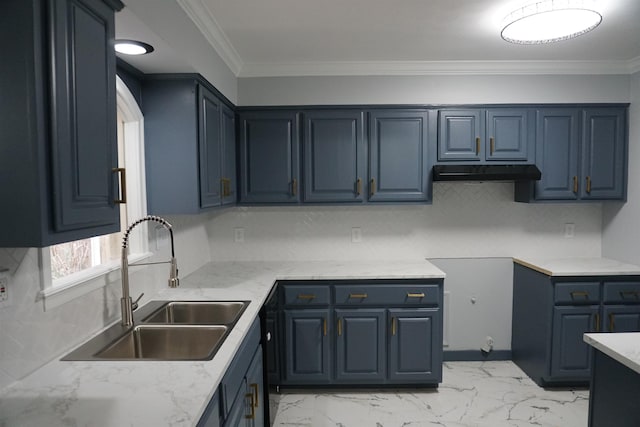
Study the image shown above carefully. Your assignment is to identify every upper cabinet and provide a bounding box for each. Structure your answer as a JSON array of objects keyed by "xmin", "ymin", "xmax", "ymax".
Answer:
[
  {"xmin": 238, "ymin": 111, "xmax": 301, "ymax": 204},
  {"xmin": 368, "ymin": 110, "xmax": 432, "ymax": 202},
  {"xmin": 438, "ymin": 109, "xmax": 532, "ymax": 163},
  {"xmin": 303, "ymin": 110, "xmax": 366, "ymax": 203},
  {"xmin": 0, "ymin": 0, "xmax": 124, "ymax": 247},
  {"xmin": 515, "ymin": 107, "xmax": 626, "ymax": 202},
  {"xmin": 143, "ymin": 76, "xmax": 236, "ymax": 214}
]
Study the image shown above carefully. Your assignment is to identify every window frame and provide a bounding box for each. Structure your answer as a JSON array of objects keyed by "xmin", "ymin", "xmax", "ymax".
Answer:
[{"xmin": 38, "ymin": 77, "xmax": 150, "ymax": 311}]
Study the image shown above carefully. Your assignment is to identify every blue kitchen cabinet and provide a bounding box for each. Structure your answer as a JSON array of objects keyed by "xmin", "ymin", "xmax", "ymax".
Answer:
[
  {"xmin": 515, "ymin": 106, "xmax": 627, "ymax": 202},
  {"xmin": 303, "ymin": 110, "xmax": 366, "ymax": 202},
  {"xmin": 368, "ymin": 110, "xmax": 432, "ymax": 202},
  {"xmin": 335, "ymin": 309, "xmax": 386, "ymax": 382},
  {"xmin": 438, "ymin": 109, "xmax": 530, "ymax": 163},
  {"xmin": 239, "ymin": 111, "xmax": 301, "ymax": 203},
  {"xmin": 143, "ymin": 76, "xmax": 236, "ymax": 214},
  {"xmin": 388, "ymin": 308, "xmax": 441, "ymax": 382},
  {"xmin": 0, "ymin": 0, "xmax": 124, "ymax": 247},
  {"xmin": 512, "ymin": 262, "xmax": 640, "ymax": 386},
  {"xmin": 284, "ymin": 309, "xmax": 331, "ymax": 383},
  {"xmin": 197, "ymin": 390, "xmax": 221, "ymax": 427},
  {"xmin": 550, "ymin": 305, "xmax": 599, "ymax": 379}
]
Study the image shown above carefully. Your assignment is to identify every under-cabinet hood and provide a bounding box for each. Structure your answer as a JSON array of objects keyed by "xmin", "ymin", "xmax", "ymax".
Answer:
[{"xmin": 432, "ymin": 164, "xmax": 542, "ymax": 182}]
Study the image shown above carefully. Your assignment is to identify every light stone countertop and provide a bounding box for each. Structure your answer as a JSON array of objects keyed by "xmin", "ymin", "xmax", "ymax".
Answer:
[
  {"xmin": 513, "ymin": 257, "xmax": 640, "ymax": 277},
  {"xmin": 584, "ymin": 333, "xmax": 640, "ymax": 375},
  {"xmin": 0, "ymin": 260, "xmax": 445, "ymax": 427}
]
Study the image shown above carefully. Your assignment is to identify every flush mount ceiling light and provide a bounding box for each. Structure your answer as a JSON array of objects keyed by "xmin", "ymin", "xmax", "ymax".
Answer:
[
  {"xmin": 114, "ymin": 39, "xmax": 155, "ymax": 55},
  {"xmin": 501, "ymin": 0, "xmax": 602, "ymax": 44}
]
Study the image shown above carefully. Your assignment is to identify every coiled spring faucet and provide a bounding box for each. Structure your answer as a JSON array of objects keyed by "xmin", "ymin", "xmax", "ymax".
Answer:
[{"xmin": 121, "ymin": 215, "xmax": 180, "ymax": 326}]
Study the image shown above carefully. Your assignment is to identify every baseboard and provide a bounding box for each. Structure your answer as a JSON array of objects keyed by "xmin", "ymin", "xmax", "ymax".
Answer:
[{"xmin": 443, "ymin": 350, "xmax": 512, "ymax": 361}]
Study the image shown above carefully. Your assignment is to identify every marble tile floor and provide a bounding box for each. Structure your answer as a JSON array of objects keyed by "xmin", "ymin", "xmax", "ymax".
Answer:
[{"xmin": 269, "ymin": 361, "xmax": 589, "ymax": 427}]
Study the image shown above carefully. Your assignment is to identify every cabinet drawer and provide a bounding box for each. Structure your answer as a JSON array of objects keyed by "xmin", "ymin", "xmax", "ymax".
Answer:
[
  {"xmin": 554, "ymin": 282, "xmax": 600, "ymax": 304},
  {"xmin": 282, "ymin": 284, "xmax": 330, "ymax": 306},
  {"xmin": 604, "ymin": 282, "xmax": 640, "ymax": 304},
  {"xmin": 220, "ymin": 318, "xmax": 260, "ymax": 418},
  {"xmin": 334, "ymin": 284, "xmax": 440, "ymax": 306}
]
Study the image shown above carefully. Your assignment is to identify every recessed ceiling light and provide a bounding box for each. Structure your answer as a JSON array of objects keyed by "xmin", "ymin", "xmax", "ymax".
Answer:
[
  {"xmin": 114, "ymin": 40, "xmax": 155, "ymax": 55},
  {"xmin": 501, "ymin": 0, "xmax": 602, "ymax": 44}
]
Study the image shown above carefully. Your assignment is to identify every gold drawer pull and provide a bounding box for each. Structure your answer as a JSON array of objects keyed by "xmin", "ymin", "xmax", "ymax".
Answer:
[
  {"xmin": 356, "ymin": 178, "xmax": 362, "ymax": 196},
  {"xmin": 349, "ymin": 293, "xmax": 368, "ymax": 299},
  {"xmin": 323, "ymin": 318, "xmax": 327, "ymax": 336},
  {"xmin": 620, "ymin": 290, "xmax": 639, "ymax": 300},
  {"xmin": 338, "ymin": 318, "xmax": 342, "ymax": 336},
  {"xmin": 586, "ymin": 176, "xmax": 592, "ymax": 194},
  {"xmin": 570, "ymin": 291, "xmax": 589, "ymax": 300},
  {"xmin": 573, "ymin": 176, "xmax": 578, "ymax": 193},
  {"xmin": 490, "ymin": 137, "xmax": 495, "ymax": 154},
  {"xmin": 595, "ymin": 313, "xmax": 600, "ymax": 332},
  {"xmin": 609, "ymin": 313, "xmax": 615, "ymax": 332},
  {"xmin": 250, "ymin": 383, "xmax": 259, "ymax": 407},
  {"xmin": 113, "ymin": 167, "xmax": 127, "ymax": 204},
  {"xmin": 391, "ymin": 317, "xmax": 396, "ymax": 336},
  {"xmin": 475, "ymin": 137, "xmax": 480, "ymax": 155},
  {"xmin": 291, "ymin": 178, "xmax": 297, "ymax": 197},
  {"xmin": 297, "ymin": 294, "xmax": 316, "ymax": 300},
  {"xmin": 245, "ymin": 393, "xmax": 255, "ymax": 419},
  {"xmin": 407, "ymin": 292, "xmax": 425, "ymax": 298},
  {"xmin": 370, "ymin": 178, "xmax": 376, "ymax": 196}
]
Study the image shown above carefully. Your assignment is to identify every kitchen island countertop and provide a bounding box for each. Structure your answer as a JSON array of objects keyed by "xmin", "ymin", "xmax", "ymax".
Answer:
[
  {"xmin": 0, "ymin": 260, "xmax": 445, "ymax": 427},
  {"xmin": 584, "ymin": 332, "xmax": 640, "ymax": 375},
  {"xmin": 513, "ymin": 257, "xmax": 640, "ymax": 277}
]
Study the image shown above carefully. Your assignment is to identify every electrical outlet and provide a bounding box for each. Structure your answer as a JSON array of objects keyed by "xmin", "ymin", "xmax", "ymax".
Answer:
[
  {"xmin": 234, "ymin": 227, "xmax": 245, "ymax": 243},
  {"xmin": 564, "ymin": 223, "xmax": 575, "ymax": 238},
  {"xmin": 351, "ymin": 227, "xmax": 362, "ymax": 243},
  {"xmin": 0, "ymin": 271, "xmax": 9, "ymax": 307}
]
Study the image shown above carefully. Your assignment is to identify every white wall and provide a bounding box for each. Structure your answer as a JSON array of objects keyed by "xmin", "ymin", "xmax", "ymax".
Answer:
[
  {"xmin": 603, "ymin": 72, "xmax": 640, "ymax": 263},
  {"xmin": 238, "ymin": 74, "xmax": 631, "ymax": 105}
]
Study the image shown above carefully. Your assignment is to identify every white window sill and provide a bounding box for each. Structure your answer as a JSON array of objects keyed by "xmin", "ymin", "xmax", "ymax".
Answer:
[{"xmin": 38, "ymin": 252, "xmax": 153, "ymax": 311}]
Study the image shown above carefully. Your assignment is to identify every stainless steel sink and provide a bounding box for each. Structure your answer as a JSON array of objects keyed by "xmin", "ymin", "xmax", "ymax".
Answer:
[
  {"xmin": 143, "ymin": 301, "xmax": 247, "ymax": 325},
  {"xmin": 94, "ymin": 325, "xmax": 228, "ymax": 360},
  {"xmin": 61, "ymin": 300, "xmax": 250, "ymax": 361}
]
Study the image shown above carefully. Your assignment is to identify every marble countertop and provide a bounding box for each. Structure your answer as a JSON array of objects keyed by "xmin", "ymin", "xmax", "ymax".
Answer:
[
  {"xmin": 584, "ymin": 333, "xmax": 640, "ymax": 375},
  {"xmin": 0, "ymin": 260, "xmax": 445, "ymax": 427},
  {"xmin": 513, "ymin": 257, "xmax": 640, "ymax": 277}
]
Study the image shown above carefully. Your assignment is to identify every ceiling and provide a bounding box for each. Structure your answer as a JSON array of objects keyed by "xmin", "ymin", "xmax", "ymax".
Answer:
[{"xmin": 116, "ymin": 0, "xmax": 640, "ymax": 77}]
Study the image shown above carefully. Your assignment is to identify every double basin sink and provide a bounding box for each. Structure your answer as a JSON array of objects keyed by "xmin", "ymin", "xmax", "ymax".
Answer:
[{"xmin": 63, "ymin": 301, "xmax": 249, "ymax": 361}]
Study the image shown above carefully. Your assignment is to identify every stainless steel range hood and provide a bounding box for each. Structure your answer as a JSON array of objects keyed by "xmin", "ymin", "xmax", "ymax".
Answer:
[{"xmin": 432, "ymin": 164, "xmax": 542, "ymax": 182}]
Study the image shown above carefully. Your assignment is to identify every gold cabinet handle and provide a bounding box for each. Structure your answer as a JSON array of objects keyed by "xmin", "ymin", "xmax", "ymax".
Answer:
[
  {"xmin": 113, "ymin": 167, "xmax": 127, "ymax": 204},
  {"xmin": 620, "ymin": 290, "xmax": 640, "ymax": 300},
  {"xmin": 221, "ymin": 178, "xmax": 231, "ymax": 197},
  {"xmin": 337, "ymin": 318, "xmax": 342, "ymax": 336},
  {"xmin": 245, "ymin": 393, "xmax": 255, "ymax": 419},
  {"xmin": 475, "ymin": 137, "xmax": 480, "ymax": 155},
  {"xmin": 250, "ymin": 383, "xmax": 259, "ymax": 407},
  {"xmin": 356, "ymin": 178, "xmax": 362, "ymax": 196},
  {"xmin": 586, "ymin": 176, "xmax": 592, "ymax": 194},
  {"xmin": 407, "ymin": 292, "xmax": 425, "ymax": 298},
  {"xmin": 573, "ymin": 176, "xmax": 578, "ymax": 193},
  {"xmin": 391, "ymin": 317, "xmax": 396, "ymax": 336},
  {"xmin": 323, "ymin": 318, "xmax": 327, "ymax": 336},
  {"xmin": 595, "ymin": 313, "xmax": 600, "ymax": 332},
  {"xmin": 349, "ymin": 293, "xmax": 368, "ymax": 299},
  {"xmin": 291, "ymin": 178, "xmax": 297, "ymax": 197},
  {"xmin": 609, "ymin": 313, "xmax": 615, "ymax": 332},
  {"xmin": 490, "ymin": 137, "xmax": 495, "ymax": 155},
  {"xmin": 570, "ymin": 291, "xmax": 589, "ymax": 300},
  {"xmin": 370, "ymin": 178, "xmax": 376, "ymax": 196},
  {"xmin": 297, "ymin": 294, "xmax": 316, "ymax": 300}
]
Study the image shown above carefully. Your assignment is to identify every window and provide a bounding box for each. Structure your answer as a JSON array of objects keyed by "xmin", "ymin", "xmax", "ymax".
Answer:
[{"xmin": 39, "ymin": 77, "xmax": 149, "ymax": 309}]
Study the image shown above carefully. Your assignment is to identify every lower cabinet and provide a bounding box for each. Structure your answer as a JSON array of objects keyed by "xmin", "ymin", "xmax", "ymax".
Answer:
[
  {"xmin": 512, "ymin": 262, "xmax": 640, "ymax": 386},
  {"xmin": 277, "ymin": 280, "xmax": 444, "ymax": 386}
]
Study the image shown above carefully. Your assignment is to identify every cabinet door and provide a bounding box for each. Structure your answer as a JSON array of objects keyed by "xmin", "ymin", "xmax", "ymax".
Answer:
[
  {"xmin": 369, "ymin": 110, "xmax": 430, "ymax": 202},
  {"xmin": 438, "ymin": 110, "xmax": 483, "ymax": 161},
  {"xmin": 245, "ymin": 347, "xmax": 264, "ymax": 427},
  {"xmin": 197, "ymin": 391, "xmax": 221, "ymax": 427},
  {"xmin": 303, "ymin": 111, "xmax": 365, "ymax": 202},
  {"xmin": 534, "ymin": 109, "xmax": 580, "ymax": 200},
  {"xmin": 239, "ymin": 111, "xmax": 300, "ymax": 203},
  {"xmin": 602, "ymin": 306, "xmax": 640, "ymax": 333},
  {"xmin": 221, "ymin": 104, "xmax": 237, "ymax": 206},
  {"xmin": 581, "ymin": 108, "xmax": 626, "ymax": 200},
  {"xmin": 199, "ymin": 85, "xmax": 222, "ymax": 208},
  {"xmin": 223, "ymin": 379, "xmax": 248, "ymax": 427},
  {"xmin": 486, "ymin": 109, "xmax": 529, "ymax": 161},
  {"xmin": 335, "ymin": 309, "xmax": 386, "ymax": 382},
  {"xmin": 265, "ymin": 315, "xmax": 280, "ymax": 384},
  {"xmin": 284, "ymin": 309, "xmax": 330, "ymax": 383},
  {"xmin": 551, "ymin": 305, "xmax": 599, "ymax": 379},
  {"xmin": 50, "ymin": 0, "xmax": 120, "ymax": 232},
  {"xmin": 388, "ymin": 308, "xmax": 441, "ymax": 382}
]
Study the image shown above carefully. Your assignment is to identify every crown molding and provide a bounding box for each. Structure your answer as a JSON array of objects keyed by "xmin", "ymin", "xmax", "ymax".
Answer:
[
  {"xmin": 176, "ymin": 0, "xmax": 243, "ymax": 76},
  {"xmin": 238, "ymin": 59, "xmax": 640, "ymax": 78}
]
